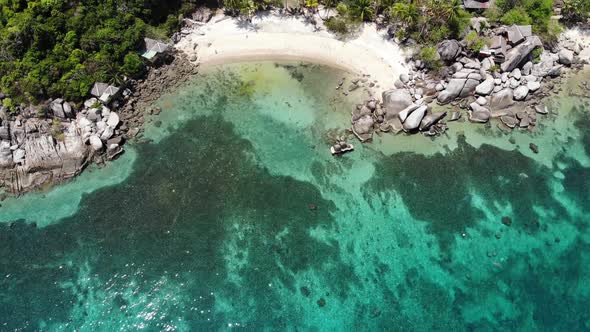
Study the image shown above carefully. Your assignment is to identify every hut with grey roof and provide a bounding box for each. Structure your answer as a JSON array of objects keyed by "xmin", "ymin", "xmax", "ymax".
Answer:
[
  {"xmin": 90, "ymin": 82, "xmax": 121, "ymax": 104},
  {"xmin": 142, "ymin": 38, "xmax": 171, "ymax": 62}
]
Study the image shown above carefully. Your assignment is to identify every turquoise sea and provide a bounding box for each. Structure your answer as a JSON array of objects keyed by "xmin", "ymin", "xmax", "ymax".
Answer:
[{"xmin": 1, "ymin": 62, "xmax": 589, "ymax": 331}]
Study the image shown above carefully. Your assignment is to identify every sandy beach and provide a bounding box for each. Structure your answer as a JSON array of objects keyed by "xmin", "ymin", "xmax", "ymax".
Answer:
[{"xmin": 176, "ymin": 11, "xmax": 408, "ymax": 96}]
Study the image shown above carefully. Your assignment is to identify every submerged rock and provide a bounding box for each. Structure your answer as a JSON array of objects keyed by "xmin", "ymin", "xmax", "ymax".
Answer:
[{"xmin": 352, "ymin": 114, "xmax": 374, "ymax": 142}]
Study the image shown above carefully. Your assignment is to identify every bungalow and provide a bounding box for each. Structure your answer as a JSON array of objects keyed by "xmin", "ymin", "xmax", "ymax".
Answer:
[
  {"xmin": 142, "ymin": 38, "xmax": 171, "ymax": 61},
  {"xmin": 90, "ymin": 82, "xmax": 121, "ymax": 104}
]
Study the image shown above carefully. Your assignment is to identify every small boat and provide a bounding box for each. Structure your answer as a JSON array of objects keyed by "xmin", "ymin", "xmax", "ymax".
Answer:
[{"xmin": 330, "ymin": 142, "xmax": 354, "ymax": 155}]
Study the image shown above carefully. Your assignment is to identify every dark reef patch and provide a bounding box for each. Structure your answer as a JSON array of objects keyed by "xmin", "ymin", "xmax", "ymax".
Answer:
[
  {"xmin": 366, "ymin": 135, "xmax": 566, "ymax": 250},
  {"xmin": 0, "ymin": 113, "xmax": 354, "ymax": 330}
]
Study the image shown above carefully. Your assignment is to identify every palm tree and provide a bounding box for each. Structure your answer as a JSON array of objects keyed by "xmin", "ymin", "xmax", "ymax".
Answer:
[
  {"xmin": 390, "ymin": 2, "xmax": 419, "ymax": 27},
  {"xmin": 350, "ymin": 0, "xmax": 375, "ymax": 21},
  {"xmin": 442, "ymin": 0, "xmax": 463, "ymax": 21}
]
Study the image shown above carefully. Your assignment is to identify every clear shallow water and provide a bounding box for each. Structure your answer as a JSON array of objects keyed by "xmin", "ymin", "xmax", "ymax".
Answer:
[{"xmin": 1, "ymin": 62, "xmax": 589, "ymax": 331}]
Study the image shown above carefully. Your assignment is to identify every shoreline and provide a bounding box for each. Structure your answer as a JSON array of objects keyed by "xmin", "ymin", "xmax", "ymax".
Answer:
[
  {"xmin": 176, "ymin": 11, "xmax": 408, "ymax": 96},
  {"xmin": 1, "ymin": 9, "xmax": 590, "ymax": 196}
]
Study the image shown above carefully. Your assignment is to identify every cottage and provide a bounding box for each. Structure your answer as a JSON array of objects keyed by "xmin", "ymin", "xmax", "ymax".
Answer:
[
  {"xmin": 142, "ymin": 38, "xmax": 170, "ymax": 61},
  {"xmin": 90, "ymin": 82, "xmax": 121, "ymax": 104}
]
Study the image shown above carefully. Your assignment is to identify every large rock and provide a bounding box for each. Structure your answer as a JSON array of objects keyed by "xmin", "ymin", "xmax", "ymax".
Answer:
[
  {"xmin": 419, "ymin": 111, "xmax": 446, "ymax": 131},
  {"xmin": 437, "ymin": 40, "xmax": 462, "ymax": 62},
  {"xmin": 510, "ymin": 68, "xmax": 522, "ymax": 80},
  {"xmin": 399, "ymin": 73, "xmax": 410, "ymax": 83},
  {"xmin": 444, "ymin": 79, "xmax": 467, "ymax": 98},
  {"xmin": 501, "ymin": 36, "xmax": 543, "ymax": 72},
  {"xmin": 476, "ymin": 77, "xmax": 495, "ymax": 95},
  {"xmin": 100, "ymin": 126, "xmax": 114, "ymax": 141},
  {"xmin": 0, "ymin": 126, "xmax": 9, "ymax": 141},
  {"xmin": 513, "ymin": 86, "xmax": 529, "ymax": 100},
  {"xmin": 51, "ymin": 99, "xmax": 65, "ymax": 118},
  {"xmin": 87, "ymin": 108, "xmax": 102, "ymax": 122},
  {"xmin": 352, "ymin": 112, "xmax": 375, "ymax": 142},
  {"xmin": 403, "ymin": 105, "xmax": 428, "ymax": 132},
  {"xmin": 501, "ymin": 115, "xmax": 519, "ymax": 128},
  {"xmin": 382, "ymin": 89, "xmax": 413, "ymax": 117},
  {"xmin": 89, "ymin": 135, "xmax": 103, "ymax": 150},
  {"xmin": 558, "ymin": 49, "xmax": 574, "ymax": 66},
  {"xmin": 13, "ymin": 148, "xmax": 25, "ymax": 163},
  {"xmin": 522, "ymin": 61, "xmax": 533, "ymax": 75},
  {"xmin": 490, "ymin": 89, "xmax": 515, "ymax": 110},
  {"xmin": 63, "ymin": 102, "xmax": 73, "ymax": 118},
  {"xmin": 0, "ymin": 141, "xmax": 14, "ymax": 168},
  {"xmin": 527, "ymin": 81, "xmax": 541, "ymax": 92},
  {"xmin": 468, "ymin": 103, "xmax": 491, "ymax": 123},
  {"xmin": 460, "ymin": 79, "xmax": 480, "ymax": 98},
  {"xmin": 438, "ymin": 78, "xmax": 478, "ymax": 104},
  {"xmin": 398, "ymin": 104, "xmax": 420, "ymax": 123},
  {"xmin": 437, "ymin": 90, "xmax": 454, "ymax": 104}
]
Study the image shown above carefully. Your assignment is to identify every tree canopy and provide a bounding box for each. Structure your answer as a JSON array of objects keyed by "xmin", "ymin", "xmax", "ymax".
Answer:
[{"xmin": 0, "ymin": 0, "xmax": 195, "ymax": 104}]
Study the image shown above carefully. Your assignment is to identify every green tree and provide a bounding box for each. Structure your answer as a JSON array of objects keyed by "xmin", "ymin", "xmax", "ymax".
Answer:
[
  {"xmin": 390, "ymin": 2, "xmax": 419, "ymax": 27},
  {"xmin": 349, "ymin": 0, "xmax": 374, "ymax": 21},
  {"xmin": 418, "ymin": 46, "xmax": 442, "ymax": 70},
  {"xmin": 501, "ymin": 6, "xmax": 533, "ymax": 25},
  {"xmin": 121, "ymin": 52, "xmax": 145, "ymax": 76}
]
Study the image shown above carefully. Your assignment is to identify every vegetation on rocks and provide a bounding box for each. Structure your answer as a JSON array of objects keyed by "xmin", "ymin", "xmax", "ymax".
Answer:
[{"xmin": 417, "ymin": 46, "xmax": 442, "ymax": 70}]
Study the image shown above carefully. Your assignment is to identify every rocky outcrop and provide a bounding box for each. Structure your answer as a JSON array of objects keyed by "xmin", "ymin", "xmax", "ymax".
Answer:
[
  {"xmin": 513, "ymin": 85, "xmax": 529, "ymax": 100},
  {"xmin": 402, "ymin": 105, "xmax": 427, "ymax": 132},
  {"xmin": 351, "ymin": 105, "xmax": 375, "ymax": 142},
  {"xmin": 437, "ymin": 40, "xmax": 462, "ymax": 62},
  {"xmin": 437, "ymin": 78, "xmax": 479, "ymax": 104},
  {"xmin": 558, "ymin": 49, "xmax": 574, "ymax": 66},
  {"xmin": 0, "ymin": 118, "xmax": 90, "ymax": 193},
  {"xmin": 419, "ymin": 111, "xmax": 447, "ymax": 131},
  {"xmin": 490, "ymin": 88, "xmax": 515, "ymax": 110},
  {"xmin": 0, "ymin": 105, "xmax": 126, "ymax": 193},
  {"xmin": 476, "ymin": 76, "xmax": 495, "ymax": 95},
  {"xmin": 382, "ymin": 89, "xmax": 413, "ymax": 117},
  {"xmin": 469, "ymin": 102, "xmax": 491, "ymax": 123},
  {"xmin": 501, "ymin": 36, "xmax": 543, "ymax": 72}
]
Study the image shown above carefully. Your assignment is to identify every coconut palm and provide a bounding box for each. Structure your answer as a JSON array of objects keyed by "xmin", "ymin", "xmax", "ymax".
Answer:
[
  {"xmin": 349, "ymin": 0, "xmax": 375, "ymax": 21},
  {"xmin": 442, "ymin": 0, "xmax": 464, "ymax": 21},
  {"xmin": 390, "ymin": 2, "xmax": 419, "ymax": 27}
]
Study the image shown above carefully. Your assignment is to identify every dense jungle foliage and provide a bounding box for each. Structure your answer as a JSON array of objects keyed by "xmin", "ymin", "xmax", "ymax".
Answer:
[{"xmin": 0, "ymin": 0, "xmax": 199, "ymax": 106}]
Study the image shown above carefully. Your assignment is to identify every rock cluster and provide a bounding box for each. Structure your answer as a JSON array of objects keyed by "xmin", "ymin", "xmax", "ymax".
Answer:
[
  {"xmin": 385, "ymin": 24, "xmax": 585, "ymax": 133},
  {"xmin": 0, "ymin": 94, "xmax": 126, "ymax": 193},
  {"xmin": 348, "ymin": 23, "xmax": 587, "ymax": 145},
  {"xmin": 351, "ymin": 89, "xmax": 447, "ymax": 140}
]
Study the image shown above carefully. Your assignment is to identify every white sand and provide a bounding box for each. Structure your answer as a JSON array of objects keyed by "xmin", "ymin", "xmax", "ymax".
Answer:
[{"xmin": 176, "ymin": 11, "xmax": 408, "ymax": 96}]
